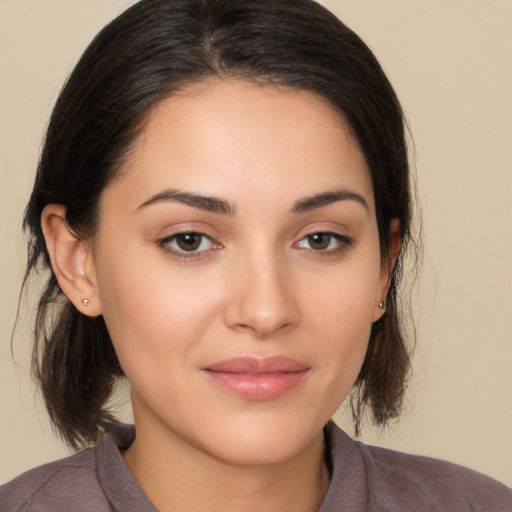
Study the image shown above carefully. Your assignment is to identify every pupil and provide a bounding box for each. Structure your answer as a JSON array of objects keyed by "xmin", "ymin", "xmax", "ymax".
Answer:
[
  {"xmin": 177, "ymin": 233, "xmax": 201, "ymax": 251},
  {"xmin": 309, "ymin": 233, "xmax": 330, "ymax": 250}
]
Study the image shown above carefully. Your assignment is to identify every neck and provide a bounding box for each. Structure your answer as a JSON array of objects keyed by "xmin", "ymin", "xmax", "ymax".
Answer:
[{"xmin": 123, "ymin": 417, "xmax": 330, "ymax": 512}]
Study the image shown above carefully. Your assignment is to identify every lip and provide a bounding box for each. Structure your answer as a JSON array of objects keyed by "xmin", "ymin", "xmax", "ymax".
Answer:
[{"xmin": 202, "ymin": 356, "xmax": 310, "ymax": 400}]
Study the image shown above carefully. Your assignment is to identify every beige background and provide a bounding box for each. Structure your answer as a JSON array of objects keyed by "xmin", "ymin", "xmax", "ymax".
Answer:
[{"xmin": 1, "ymin": 0, "xmax": 511, "ymax": 486}]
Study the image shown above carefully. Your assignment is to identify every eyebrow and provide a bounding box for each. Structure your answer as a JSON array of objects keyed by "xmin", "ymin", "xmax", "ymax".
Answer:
[
  {"xmin": 136, "ymin": 189, "xmax": 236, "ymax": 215},
  {"xmin": 136, "ymin": 187, "xmax": 368, "ymax": 215},
  {"xmin": 291, "ymin": 189, "xmax": 369, "ymax": 213}
]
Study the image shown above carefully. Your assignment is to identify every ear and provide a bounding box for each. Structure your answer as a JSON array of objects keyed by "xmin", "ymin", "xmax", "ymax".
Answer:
[
  {"xmin": 41, "ymin": 204, "xmax": 102, "ymax": 317},
  {"xmin": 372, "ymin": 218, "xmax": 401, "ymax": 322}
]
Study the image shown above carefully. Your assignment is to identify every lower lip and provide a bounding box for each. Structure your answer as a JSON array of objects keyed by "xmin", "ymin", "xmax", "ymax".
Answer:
[{"xmin": 203, "ymin": 370, "xmax": 309, "ymax": 400}]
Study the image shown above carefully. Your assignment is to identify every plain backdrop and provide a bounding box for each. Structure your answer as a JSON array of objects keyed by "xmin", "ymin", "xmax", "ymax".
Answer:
[{"xmin": 1, "ymin": 0, "xmax": 511, "ymax": 486}]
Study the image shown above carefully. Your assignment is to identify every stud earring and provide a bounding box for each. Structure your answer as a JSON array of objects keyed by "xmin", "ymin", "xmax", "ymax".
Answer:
[
  {"xmin": 81, "ymin": 298, "xmax": 89, "ymax": 306},
  {"xmin": 378, "ymin": 301, "xmax": 385, "ymax": 309}
]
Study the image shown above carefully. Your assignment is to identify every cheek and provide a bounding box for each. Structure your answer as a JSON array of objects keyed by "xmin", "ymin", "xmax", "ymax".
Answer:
[
  {"xmin": 93, "ymin": 244, "xmax": 221, "ymax": 381},
  {"xmin": 298, "ymin": 246, "xmax": 381, "ymax": 387},
  {"xmin": 303, "ymin": 251, "xmax": 381, "ymax": 336}
]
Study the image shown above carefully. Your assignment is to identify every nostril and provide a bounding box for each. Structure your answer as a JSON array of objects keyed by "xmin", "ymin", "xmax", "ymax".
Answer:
[{"xmin": 230, "ymin": 319, "xmax": 297, "ymax": 339}]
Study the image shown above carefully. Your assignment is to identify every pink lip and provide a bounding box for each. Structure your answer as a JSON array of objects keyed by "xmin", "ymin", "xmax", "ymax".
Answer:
[{"xmin": 203, "ymin": 356, "xmax": 309, "ymax": 400}]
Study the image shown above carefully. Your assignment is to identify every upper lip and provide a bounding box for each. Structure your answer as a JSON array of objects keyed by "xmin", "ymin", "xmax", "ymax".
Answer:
[{"xmin": 204, "ymin": 356, "xmax": 309, "ymax": 375}]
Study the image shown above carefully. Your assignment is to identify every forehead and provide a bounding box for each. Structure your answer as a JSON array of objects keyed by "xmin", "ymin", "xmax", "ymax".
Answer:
[{"xmin": 103, "ymin": 79, "xmax": 374, "ymax": 215}]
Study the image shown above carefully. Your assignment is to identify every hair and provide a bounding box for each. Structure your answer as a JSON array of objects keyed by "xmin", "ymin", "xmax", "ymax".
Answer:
[{"xmin": 23, "ymin": 0, "xmax": 417, "ymax": 449}]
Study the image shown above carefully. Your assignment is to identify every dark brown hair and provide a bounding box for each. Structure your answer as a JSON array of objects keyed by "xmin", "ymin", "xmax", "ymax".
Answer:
[{"xmin": 23, "ymin": 0, "xmax": 417, "ymax": 449}]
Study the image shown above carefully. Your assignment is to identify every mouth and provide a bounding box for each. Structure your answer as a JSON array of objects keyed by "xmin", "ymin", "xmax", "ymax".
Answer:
[{"xmin": 202, "ymin": 356, "xmax": 310, "ymax": 400}]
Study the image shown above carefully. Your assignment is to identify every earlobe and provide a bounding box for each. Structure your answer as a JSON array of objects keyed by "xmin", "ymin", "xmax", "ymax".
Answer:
[{"xmin": 41, "ymin": 204, "xmax": 102, "ymax": 317}]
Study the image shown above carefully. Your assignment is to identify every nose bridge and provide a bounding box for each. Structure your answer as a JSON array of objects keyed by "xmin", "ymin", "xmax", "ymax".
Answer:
[{"xmin": 223, "ymin": 241, "xmax": 299, "ymax": 337}]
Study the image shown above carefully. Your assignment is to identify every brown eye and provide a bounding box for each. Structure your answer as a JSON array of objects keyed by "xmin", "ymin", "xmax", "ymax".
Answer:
[
  {"xmin": 159, "ymin": 232, "xmax": 215, "ymax": 256},
  {"xmin": 296, "ymin": 232, "xmax": 352, "ymax": 253},
  {"xmin": 307, "ymin": 233, "xmax": 332, "ymax": 251},
  {"xmin": 175, "ymin": 233, "xmax": 203, "ymax": 251}
]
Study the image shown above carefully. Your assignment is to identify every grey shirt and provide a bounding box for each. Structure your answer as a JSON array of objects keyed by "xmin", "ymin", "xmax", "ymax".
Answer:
[{"xmin": 1, "ymin": 422, "xmax": 511, "ymax": 511}]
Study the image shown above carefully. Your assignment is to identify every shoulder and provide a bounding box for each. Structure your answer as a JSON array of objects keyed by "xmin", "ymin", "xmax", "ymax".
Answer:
[
  {"xmin": 324, "ymin": 422, "xmax": 512, "ymax": 512},
  {"xmin": 0, "ymin": 446, "xmax": 108, "ymax": 512},
  {"xmin": 0, "ymin": 424, "xmax": 153, "ymax": 512},
  {"xmin": 363, "ymin": 443, "xmax": 512, "ymax": 511}
]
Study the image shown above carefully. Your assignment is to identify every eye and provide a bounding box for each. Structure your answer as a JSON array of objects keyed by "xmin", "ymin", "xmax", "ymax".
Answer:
[
  {"xmin": 159, "ymin": 232, "xmax": 216, "ymax": 256},
  {"xmin": 295, "ymin": 232, "xmax": 351, "ymax": 253}
]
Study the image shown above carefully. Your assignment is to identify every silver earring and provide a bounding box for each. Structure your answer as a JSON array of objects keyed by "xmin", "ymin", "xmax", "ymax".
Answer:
[
  {"xmin": 378, "ymin": 301, "xmax": 385, "ymax": 309},
  {"xmin": 81, "ymin": 298, "xmax": 89, "ymax": 306}
]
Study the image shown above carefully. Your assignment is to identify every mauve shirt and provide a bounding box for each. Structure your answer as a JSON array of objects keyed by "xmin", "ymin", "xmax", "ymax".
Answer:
[{"xmin": 1, "ymin": 422, "xmax": 511, "ymax": 511}]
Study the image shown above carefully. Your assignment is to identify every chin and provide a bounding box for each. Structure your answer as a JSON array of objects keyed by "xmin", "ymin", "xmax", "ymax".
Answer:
[
  {"xmin": 207, "ymin": 433, "xmax": 311, "ymax": 467},
  {"xmin": 192, "ymin": 412, "xmax": 327, "ymax": 467}
]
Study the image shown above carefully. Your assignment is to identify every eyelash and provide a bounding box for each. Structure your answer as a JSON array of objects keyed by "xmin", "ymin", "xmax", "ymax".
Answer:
[
  {"xmin": 294, "ymin": 231, "xmax": 353, "ymax": 256},
  {"xmin": 157, "ymin": 230, "xmax": 353, "ymax": 260},
  {"xmin": 158, "ymin": 231, "xmax": 218, "ymax": 260}
]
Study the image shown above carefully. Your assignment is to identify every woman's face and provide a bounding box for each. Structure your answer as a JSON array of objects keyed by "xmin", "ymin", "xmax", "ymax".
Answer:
[{"xmin": 90, "ymin": 80, "xmax": 390, "ymax": 466}]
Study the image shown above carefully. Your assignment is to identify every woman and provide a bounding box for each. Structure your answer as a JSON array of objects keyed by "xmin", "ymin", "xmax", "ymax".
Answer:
[{"xmin": 1, "ymin": 0, "xmax": 510, "ymax": 510}]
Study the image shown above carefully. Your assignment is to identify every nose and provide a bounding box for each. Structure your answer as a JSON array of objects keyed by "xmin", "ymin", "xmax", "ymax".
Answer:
[{"xmin": 223, "ymin": 251, "xmax": 300, "ymax": 338}]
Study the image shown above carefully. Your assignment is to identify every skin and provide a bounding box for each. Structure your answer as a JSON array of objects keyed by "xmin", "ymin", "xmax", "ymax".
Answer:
[{"xmin": 42, "ymin": 80, "xmax": 397, "ymax": 511}]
